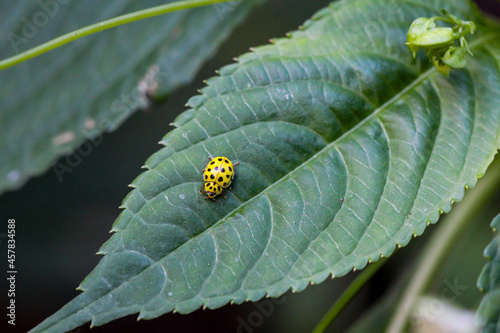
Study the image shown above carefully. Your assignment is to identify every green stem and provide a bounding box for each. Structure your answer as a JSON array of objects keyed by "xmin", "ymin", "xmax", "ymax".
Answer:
[
  {"xmin": 431, "ymin": 16, "xmax": 456, "ymax": 25},
  {"xmin": 386, "ymin": 156, "xmax": 500, "ymax": 333},
  {"xmin": 311, "ymin": 258, "xmax": 387, "ymax": 333},
  {"xmin": 0, "ymin": 0, "xmax": 242, "ymax": 71}
]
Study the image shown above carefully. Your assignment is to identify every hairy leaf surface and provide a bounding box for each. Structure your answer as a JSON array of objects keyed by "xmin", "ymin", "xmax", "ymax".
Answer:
[
  {"xmin": 477, "ymin": 214, "xmax": 500, "ymax": 333},
  {"xmin": 32, "ymin": 0, "xmax": 500, "ymax": 331},
  {"xmin": 0, "ymin": 0, "xmax": 263, "ymax": 193}
]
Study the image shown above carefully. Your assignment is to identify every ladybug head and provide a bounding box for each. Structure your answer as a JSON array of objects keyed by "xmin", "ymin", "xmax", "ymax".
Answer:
[{"xmin": 204, "ymin": 181, "xmax": 222, "ymax": 199}]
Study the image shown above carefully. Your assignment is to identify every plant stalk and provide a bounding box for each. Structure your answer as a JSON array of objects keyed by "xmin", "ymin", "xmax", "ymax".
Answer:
[
  {"xmin": 312, "ymin": 258, "xmax": 387, "ymax": 333},
  {"xmin": 0, "ymin": 0, "xmax": 242, "ymax": 71}
]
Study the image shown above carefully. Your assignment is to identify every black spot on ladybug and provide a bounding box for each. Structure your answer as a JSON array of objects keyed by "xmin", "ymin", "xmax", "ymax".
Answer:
[
  {"xmin": 205, "ymin": 175, "xmax": 208, "ymax": 180},
  {"xmin": 217, "ymin": 186, "xmax": 221, "ymax": 191},
  {"xmin": 214, "ymin": 166, "xmax": 218, "ymax": 171},
  {"xmin": 223, "ymin": 182, "xmax": 227, "ymax": 186},
  {"xmin": 210, "ymin": 174, "xmax": 215, "ymax": 180},
  {"xmin": 207, "ymin": 168, "xmax": 211, "ymax": 172},
  {"xmin": 225, "ymin": 159, "xmax": 229, "ymax": 163},
  {"xmin": 229, "ymin": 167, "xmax": 232, "ymax": 171},
  {"xmin": 210, "ymin": 161, "xmax": 215, "ymax": 165},
  {"xmin": 221, "ymin": 168, "xmax": 225, "ymax": 173},
  {"xmin": 218, "ymin": 177, "xmax": 223, "ymax": 182},
  {"xmin": 226, "ymin": 175, "xmax": 230, "ymax": 178},
  {"xmin": 218, "ymin": 158, "xmax": 222, "ymax": 161}
]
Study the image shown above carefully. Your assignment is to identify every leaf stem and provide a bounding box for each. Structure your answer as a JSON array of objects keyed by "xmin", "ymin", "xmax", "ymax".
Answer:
[
  {"xmin": 0, "ymin": 0, "xmax": 242, "ymax": 71},
  {"xmin": 311, "ymin": 258, "xmax": 387, "ymax": 333},
  {"xmin": 385, "ymin": 156, "xmax": 500, "ymax": 333}
]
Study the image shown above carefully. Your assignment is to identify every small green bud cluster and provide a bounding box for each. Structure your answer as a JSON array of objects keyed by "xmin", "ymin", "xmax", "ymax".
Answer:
[{"xmin": 406, "ymin": 9, "xmax": 476, "ymax": 75}]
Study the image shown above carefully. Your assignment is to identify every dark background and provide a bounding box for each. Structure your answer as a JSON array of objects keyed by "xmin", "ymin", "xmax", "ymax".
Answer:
[{"xmin": 1, "ymin": 1, "xmax": 499, "ymax": 332}]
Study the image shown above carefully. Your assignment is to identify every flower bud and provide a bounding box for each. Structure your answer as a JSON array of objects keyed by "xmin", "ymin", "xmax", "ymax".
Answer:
[
  {"xmin": 406, "ymin": 18, "xmax": 436, "ymax": 56},
  {"xmin": 410, "ymin": 27, "xmax": 455, "ymax": 50},
  {"xmin": 406, "ymin": 10, "xmax": 475, "ymax": 75},
  {"xmin": 433, "ymin": 58, "xmax": 451, "ymax": 76},
  {"xmin": 441, "ymin": 46, "xmax": 467, "ymax": 68}
]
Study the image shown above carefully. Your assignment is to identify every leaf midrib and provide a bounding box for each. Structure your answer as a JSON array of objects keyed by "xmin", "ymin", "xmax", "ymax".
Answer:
[
  {"xmin": 146, "ymin": 32, "xmax": 500, "ymax": 294},
  {"xmin": 41, "ymin": 32, "xmax": 499, "ymax": 331},
  {"xmin": 208, "ymin": 32, "xmax": 498, "ymax": 229}
]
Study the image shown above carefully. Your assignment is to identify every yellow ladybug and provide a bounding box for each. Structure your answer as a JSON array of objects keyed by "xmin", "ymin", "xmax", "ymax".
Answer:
[{"xmin": 200, "ymin": 156, "xmax": 239, "ymax": 200}]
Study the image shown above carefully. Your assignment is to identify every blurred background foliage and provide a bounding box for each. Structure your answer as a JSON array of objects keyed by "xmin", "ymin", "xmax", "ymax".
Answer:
[{"xmin": 0, "ymin": 1, "xmax": 498, "ymax": 332}]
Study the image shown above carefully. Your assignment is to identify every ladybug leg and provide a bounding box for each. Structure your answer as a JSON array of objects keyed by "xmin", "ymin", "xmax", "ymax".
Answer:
[
  {"xmin": 202, "ymin": 158, "xmax": 212, "ymax": 172},
  {"xmin": 202, "ymin": 162, "xmax": 209, "ymax": 173},
  {"xmin": 207, "ymin": 197, "xmax": 220, "ymax": 205},
  {"xmin": 234, "ymin": 162, "xmax": 240, "ymax": 167}
]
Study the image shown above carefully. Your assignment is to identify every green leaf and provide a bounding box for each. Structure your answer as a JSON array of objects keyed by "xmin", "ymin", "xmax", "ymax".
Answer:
[
  {"xmin": 0, "ymin": 0, "xmax": 264, "ymax": 194},
  {"xmin": 32, "ymin": 0, "xmax": 500, "ymax": 331},
  {"xmin": 477, "ymin": 214, "xmax": 500, "ymax": 333}
]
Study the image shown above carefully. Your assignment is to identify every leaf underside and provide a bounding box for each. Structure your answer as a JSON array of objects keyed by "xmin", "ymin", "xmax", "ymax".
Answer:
[
  {"xmin": 33, "ymin": 0, "xmax": 500, "ymax": 332},
  {"xmin": 0, "ymin": 0, "xmax": 264, "ymax": 194},
  {"xmin": 477, "ymin": 214, "xmax": 500, "ymax": 333}
]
